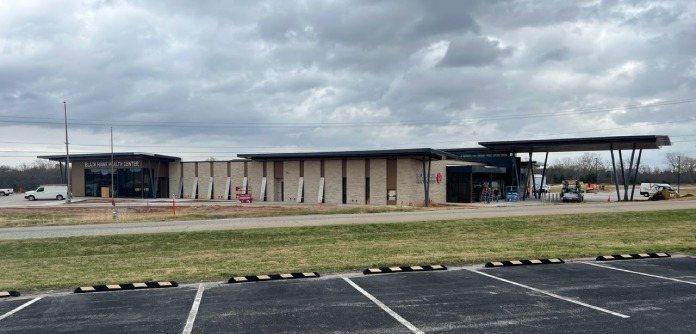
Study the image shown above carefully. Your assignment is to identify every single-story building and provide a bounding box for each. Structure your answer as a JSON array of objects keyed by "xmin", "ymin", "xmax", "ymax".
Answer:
[{"xmin": 38, "ymin": 135, "xmax": 671, "ymax": 204}]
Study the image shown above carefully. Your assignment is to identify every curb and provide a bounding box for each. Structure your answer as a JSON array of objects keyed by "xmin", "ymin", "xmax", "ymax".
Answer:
[
  {"xmin": 484, "ymin": 258, "xmax": 564, "ymax": 267},
  {"xmin": 229, "ymin": 272, "xmax": 320, "ymax": 283},
  {"xmin": 596, "ymin": 253, "xmax": 670, "ymax": 261},
  {"xmin": 0, "ymin": 291, "xmax": 21, "ymax": 298},
  {"xmin": 363, "ymin": 264, "xmax": 447, "ymax": 275},
  {"xmin": 74, "ymin": 281, "xmax": 178, "ymax": 293}
]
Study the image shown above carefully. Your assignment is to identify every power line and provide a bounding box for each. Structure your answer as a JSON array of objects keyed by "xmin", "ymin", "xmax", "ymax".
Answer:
[{"xmin": 0, "ymin": 97, "xmax": 694, "ymax": 129}]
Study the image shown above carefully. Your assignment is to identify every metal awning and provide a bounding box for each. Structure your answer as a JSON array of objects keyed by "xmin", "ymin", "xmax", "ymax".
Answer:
[{"xmin": 479, "ymin": 135, "xmax": 671, "ymax": 152}]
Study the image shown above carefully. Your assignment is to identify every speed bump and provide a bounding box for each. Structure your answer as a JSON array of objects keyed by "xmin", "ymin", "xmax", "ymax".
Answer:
[
  {"xmin": 0, "ymin": 290, "xmax": 20, "ymax": 298},
  {"xmin": 73, "ymin": 281, "xmax": 178, "ymax": 293},
  {"xmin": 228, "ymin": 272, "xmax": 320, "ymax": 283},
  {"xmin": 484, "ymin": 258, "xmax": 565, "ymax": 267},
  {"xmin": 596, "ymin": 253, "xmax": 670, "ymax": 261},
  {"xmin": 362, "ymin": 264, "xmax": 447, "ymax": 275}
]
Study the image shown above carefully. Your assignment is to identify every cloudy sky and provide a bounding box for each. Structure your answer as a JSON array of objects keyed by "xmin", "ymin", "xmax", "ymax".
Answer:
[{"xmin": 1, "ymin": 0, "xmax": 695, "ymax": 167}]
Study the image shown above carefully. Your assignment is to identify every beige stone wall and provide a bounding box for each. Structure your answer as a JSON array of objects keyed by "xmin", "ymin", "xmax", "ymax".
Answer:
[
  {"xmin": 197, "ymin": 162, "xmax": 212, "ymax": 200},
  {"xmin": 283, "ymin": 161, "xmax": 300, "ymax": 202},
  {"xmin": 428, "ymin": 160, "xmax": 449, "ymax": 204},
  {"xmin": 304, "ymin": 160, "xmax": 321, "ymax": 203},
  {"xmin": 346, "ymin": 159, "xmax": 365, "ymax": 204},
  {"xmin": 182, "ymin": 162, "xmax": 197, "ymax": 199},
  {"xmin": 264, "ymin": 162, "xmax": 274, "ymax": 202},
  {"xmin": 396, "ymin": 158, "xmax": 420, "ymax": 205},
  {"xmin": 230, "ymin": 161, "xmax": 245, "ymax": 196},
  {"xmin": 212, "ymin": 162, "xmax": 229, "ymax": 200},
  {"xmin": 324, "ymin": 160, "xmax": 342, "ymax": 204},
  {"xmin": 247, "ymin": 161, "xmax": 264, "ymax": 201},
  {"xmin": 168, "ymin": 162, "xmax": 182, "ymax": 198},
  {"xmin": 369, "ymin": 159, "xmax": 387, "ymax": 205}
]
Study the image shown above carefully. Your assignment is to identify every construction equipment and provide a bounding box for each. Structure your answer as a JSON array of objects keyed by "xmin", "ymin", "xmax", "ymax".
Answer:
[{"xmin": 560, "ymin": 179, "xmax": 584, "ymax": 203}]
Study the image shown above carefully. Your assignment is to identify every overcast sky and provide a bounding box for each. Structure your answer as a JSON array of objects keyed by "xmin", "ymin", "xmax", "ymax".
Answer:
[{"xmin": 1, "ymin": 0, "xmax": 695, "ymax": 167}]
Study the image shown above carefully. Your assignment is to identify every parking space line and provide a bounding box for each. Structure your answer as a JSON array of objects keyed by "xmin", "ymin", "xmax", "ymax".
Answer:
[
  {"xmin": 468, "ymin": 269, "xmax": 630, "ymax": 319},
  {"xmin": 341, "ymin": 276, "xmax": 424, "ymax": 334},
  {"xmin": 0, "ymin": 297, "xmax": 43, "ymax": 322},
  {"xmin": 579, "ymin": 261, "xmax": 696, "ymax": 286},
  {"xmin": 182, "ymin": 284, "xmax": 205, "ymax": 334}
]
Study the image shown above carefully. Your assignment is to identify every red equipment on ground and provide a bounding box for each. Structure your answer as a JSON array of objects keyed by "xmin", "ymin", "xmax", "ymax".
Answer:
[{"xmin": 235, "ymin": 186, "xmax": 253, "ymax": 203}]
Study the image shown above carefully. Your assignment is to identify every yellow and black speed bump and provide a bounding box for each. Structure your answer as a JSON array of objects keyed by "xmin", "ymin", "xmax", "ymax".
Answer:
[
  {"xmin": 362, "ymin": 264, "xmax": 447, "ymax": 275},
  {"xmin": 228, "ymin": 272, "xmax": 320, "ymax": 283},
  {"xmin": 73, "ymin": 281, "xmax": 178, "ymax": 293},
  {"xmin": 0, "ymin": 290, "xmax": 20, "ymax": 298},
  {"xmin": 484, "ymin": 258, "xmax": 565, "ymax": 267},
  {"xmin": 596, "ymin": 252, "xmax": 670, "ymax": 261}
]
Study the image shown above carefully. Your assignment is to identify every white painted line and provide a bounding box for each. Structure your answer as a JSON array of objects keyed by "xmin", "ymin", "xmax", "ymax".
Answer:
[
  {"xmin": 0, "ymin": 297, "xmax": 43, "ymax": 321},
  {"xmin": 182, "ymin": 284, "xmax": 205, "ymax": 334},
  {"xmin": 467, "ymin": 269, "xmax": 630, "ymax": 319},
  {"xmin": 341, "ymin": 276, "xmax": 424, "ymax": 334},
  {"xmin": 579, "ymin": 261, "xmax": 696, "ymax": 286}
]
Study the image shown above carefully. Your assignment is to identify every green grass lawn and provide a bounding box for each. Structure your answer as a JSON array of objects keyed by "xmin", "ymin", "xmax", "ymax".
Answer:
[{"xmin": 1, "ymin": 209, "xmax": 695, "ymax": 292}]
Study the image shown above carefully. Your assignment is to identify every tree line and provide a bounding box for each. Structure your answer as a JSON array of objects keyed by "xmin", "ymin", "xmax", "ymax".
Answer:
[
  {"xmin": 0, "ymin": 160, "xmax": 64, "ymax": 191},
  {"xmin": 544, "ymin": 152, "xmax": 695, "ymax": 185}
]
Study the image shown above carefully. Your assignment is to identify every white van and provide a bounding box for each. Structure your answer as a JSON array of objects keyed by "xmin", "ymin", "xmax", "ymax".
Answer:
[
  {"xmin": 24, "ymin": 184, "xmax": 68, "ymax": 201},
  {"xmin": 639, "ymin": 183, "xmax": 672, "ymax": 197}
]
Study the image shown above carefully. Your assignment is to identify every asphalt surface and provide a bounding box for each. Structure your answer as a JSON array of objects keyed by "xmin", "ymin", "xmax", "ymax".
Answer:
[
  {"xmin": 1, "ymin": 199, "xmax": 694, "ymax": 240},
  {"xmin": 1, "ymin": 257, "xmax": 695, "ymax": 333}
]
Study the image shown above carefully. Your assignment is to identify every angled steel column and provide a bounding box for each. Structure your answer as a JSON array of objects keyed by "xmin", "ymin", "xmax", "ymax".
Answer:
[
  {"xmin": 512, "ymin": 152, "xmax": 520, "ymax": 197},
  {"xmin": 529, "ymin": 151, "xmax": 537, "ymax": 199},
  {"xmin": 624, "ymin": 145, "xmax": 636, "ymax": 201},
  {"xmin": 610, "ymin": 144, "xmax": 621, "ymax": 201},
  {"xmin": 618, "ymin": 149, "xmax": 627, "ymax": 201},
  {"xmin": 630, "ymin": 149, "xmax": 643, "ymax": 201},
  {"xmin": 540, "ymin": 152, "xmax": 549, "ymax": 199}
]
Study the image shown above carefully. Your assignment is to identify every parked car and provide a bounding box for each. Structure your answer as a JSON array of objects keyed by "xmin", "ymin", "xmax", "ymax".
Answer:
[
  {"xmin": 639, "ymin": 183, "xmax": 672, "ymax": 197},
  {"xmin": 0, "ymin": 188, "xmax": 13, "ymax": 196},
  {"xmin": 24, "ymin": 184, "xmax": 68, "ymax": 201}
]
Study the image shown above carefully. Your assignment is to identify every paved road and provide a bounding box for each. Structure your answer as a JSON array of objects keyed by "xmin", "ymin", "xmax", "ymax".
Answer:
[
  {"xmin": 0, "ymin": 200, "xmax": 694, "ymax": 240},
  {"xmin": 1, "ymin": 257, "xmax": 695, "ymax": 333}
]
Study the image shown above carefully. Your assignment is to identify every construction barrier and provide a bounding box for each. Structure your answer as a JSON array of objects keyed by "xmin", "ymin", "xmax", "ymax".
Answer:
[
  {"xmin": 74, "ymin": 281, "xmax": 178, "ymax": 293},
  {"xmin": 229, "ymin": 272, "xmax": 320, "ymax": 283},
  {"xmin": 596, "ymin": 253, "xmax": 670, "ymax": 261},
  {"xmin": 363, "ymin": 264, "xmax": 447, "ymax": 275},
  {"xmin": 485, "ymin": 258, "xmax": 564, "ymax": 267},
  {"xmin": 0, "ymin": 290, "xmax": 21, "ymax": 298}
]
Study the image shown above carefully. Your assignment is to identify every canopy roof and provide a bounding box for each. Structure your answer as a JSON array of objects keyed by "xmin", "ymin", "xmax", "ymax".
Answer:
[
  {"xmin": 38, "ymin": 152, "xmax": 181, "ymax": 162},
  {"xmin": 478, "ymin": 135, "xmax": 671, "ymax": 153}
]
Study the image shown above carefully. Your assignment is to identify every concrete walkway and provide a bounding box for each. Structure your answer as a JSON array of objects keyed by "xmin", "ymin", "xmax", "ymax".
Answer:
[{"xmin": 0, "ymin": 200, "xmax": 693, "ymax": 240}]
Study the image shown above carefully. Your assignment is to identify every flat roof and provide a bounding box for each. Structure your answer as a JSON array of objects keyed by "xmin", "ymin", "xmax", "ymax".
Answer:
[
  {"xmin": 479, "ymin": 135, "xmax": 671, "ymax": 152},
  {"xmin": 238, "ymin": 148, "xmax": 459, "ymax": 160},
  {"xmin": 38, "ymin": 152, "xmax": 181, "ymax": 162}
]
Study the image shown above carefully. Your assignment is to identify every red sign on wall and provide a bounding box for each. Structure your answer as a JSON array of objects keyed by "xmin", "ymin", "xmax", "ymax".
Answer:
[{"xmin": 435, "ymin": 172, "xmax": 443, "ymax": 184}]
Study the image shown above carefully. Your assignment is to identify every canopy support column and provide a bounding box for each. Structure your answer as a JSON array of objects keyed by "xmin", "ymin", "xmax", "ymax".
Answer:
[
  {"xmin": 610, "ymin": 145, "xmax": 621, "ymax": 201},
  {"xmin": 540, "ymin": 152, "xmax": 549, "ymax": 199},
  {"xmin": 630, "ymin": 149, "xmax": 643, "ymax": 201},
  {"xmin": 624, "ymin": 145, "xmax": 636, "ymax": 201},
  {"xmin": 422, "ymin": 156, "xmax": 432, "ymax": 207}
]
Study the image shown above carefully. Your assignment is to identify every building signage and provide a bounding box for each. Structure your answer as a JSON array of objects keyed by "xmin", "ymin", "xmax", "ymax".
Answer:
[
  {"xmin": 84, "ymin": 161, "xmax": 141, "ymax": 168},
  {"xmin": 416, "ymin": 172, "xmax": 438, "ymax": 184}
]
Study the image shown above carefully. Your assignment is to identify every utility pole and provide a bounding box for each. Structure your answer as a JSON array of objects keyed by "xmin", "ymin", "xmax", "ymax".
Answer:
[
  {"xmin": 63, "ymin": 101, "xmax": 71, "ymax": 204},
  {"xmin": 111, "ymin": 127, "xmax": 114, "ymax": 204},
  {"xmin": 595, "ymin": 157, "xmax": 598, "ymax": 183}
]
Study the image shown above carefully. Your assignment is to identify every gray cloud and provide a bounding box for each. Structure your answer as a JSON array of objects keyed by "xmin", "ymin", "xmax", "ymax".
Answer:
[{"xmin": 0, "ymin": 0, "xmax": 695, "ymax": 167}]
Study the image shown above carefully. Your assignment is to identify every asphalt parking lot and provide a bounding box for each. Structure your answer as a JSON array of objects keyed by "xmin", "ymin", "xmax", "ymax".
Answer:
[{"xmin": 1, "ymin": 257, "xmax": 695, "ymax": 333}]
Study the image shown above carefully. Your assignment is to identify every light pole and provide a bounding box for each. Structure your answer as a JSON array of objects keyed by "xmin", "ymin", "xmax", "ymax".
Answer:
[{"xmin": 64, "ymin": 101, "xmax": 72, "ymax": 204}]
